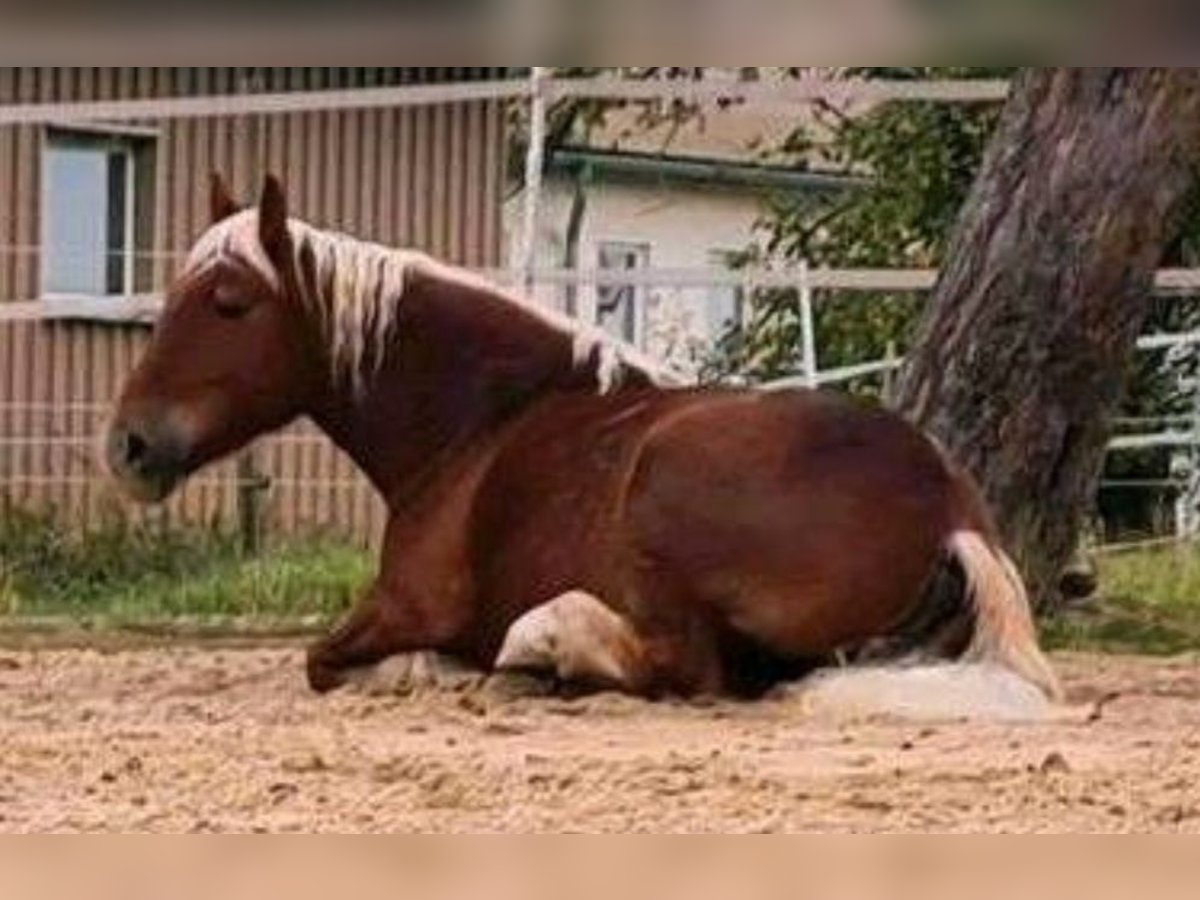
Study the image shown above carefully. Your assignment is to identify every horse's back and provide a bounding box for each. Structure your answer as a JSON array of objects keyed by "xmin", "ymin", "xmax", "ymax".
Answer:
[{"xmin": 620, "ymin": 389, "xmax": 959, "ymax": 658}]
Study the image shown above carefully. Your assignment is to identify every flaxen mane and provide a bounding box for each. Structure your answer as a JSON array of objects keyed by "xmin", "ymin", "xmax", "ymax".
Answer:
[{"xmin": 184, "ymin": 211, "xmax": 679, "ymax": 395}]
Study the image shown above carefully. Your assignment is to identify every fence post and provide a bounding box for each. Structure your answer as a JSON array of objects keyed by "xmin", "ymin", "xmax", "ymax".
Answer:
[
  {"xmin": 881, "ymin": 340, "xmax": 899, "ymax": 404},
  {"xmin": 1185, "ymin": 369, "xmax": 1200, "ymax": 538},
  {"xmin": 236, "ymin": 450, "xmax": 267, "ymax": 557},
  {"xmin": 517, "ymin": 66, "xmax": 550, "ymax": 296},
  {"xmin": 798, "ymin": 260, "xmax": 818, "ymax": 389}
]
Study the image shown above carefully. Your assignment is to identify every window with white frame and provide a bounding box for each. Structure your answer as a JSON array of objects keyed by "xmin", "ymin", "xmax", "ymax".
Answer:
[
  {"xmin": 596, "ymin": 241, "xmax": 651, "ymax": 345},
  {"xmin": 705, "ymin": 248, "xmax": 745, "ymax": 343},
  {"xmin": 41, "ymin": 129, "xmax": 155, "ymax": 298}
]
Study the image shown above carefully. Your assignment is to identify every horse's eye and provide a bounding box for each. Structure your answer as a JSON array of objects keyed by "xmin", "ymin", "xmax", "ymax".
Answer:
[{"xmin": 213, "ymin": 286, "xmax": 252, "ymax": 320}]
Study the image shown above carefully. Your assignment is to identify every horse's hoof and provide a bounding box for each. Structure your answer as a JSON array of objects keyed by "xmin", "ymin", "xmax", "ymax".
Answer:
[
  {"xmin": 340, "ymin": 653, "xmax": 479, "ymax": 696},
  {"xmin": 482, "ymin": 670, "xmax": 558, "ymax": 701},
  {"xmin": 305, "ymin": 651, "xmax": 347, "ymax": 695}
]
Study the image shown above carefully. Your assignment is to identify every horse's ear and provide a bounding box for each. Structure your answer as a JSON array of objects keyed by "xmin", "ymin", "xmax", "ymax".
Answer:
[
  {"xmin": 209, "ymin": 173, "xmax": 240, "ymax": 223},
  {"xmin": 258, "ymin": 174, "xmax": 290, "ymax": 265}
]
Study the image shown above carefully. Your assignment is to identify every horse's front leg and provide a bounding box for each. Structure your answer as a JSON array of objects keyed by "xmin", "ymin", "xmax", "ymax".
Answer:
[{"xmin": 305, "ymin": 580, "xmax": 466, "ymax": 694}]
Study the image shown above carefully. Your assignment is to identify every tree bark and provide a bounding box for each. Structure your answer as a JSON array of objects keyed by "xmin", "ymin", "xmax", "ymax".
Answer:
[{"xmin": 894, "ymin": 68, "xmax": 1200, "ymax": 611}]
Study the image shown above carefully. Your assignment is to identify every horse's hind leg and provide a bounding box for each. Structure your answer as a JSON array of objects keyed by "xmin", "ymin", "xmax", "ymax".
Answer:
[
  {"xmin": 495, "ymin": 592, "xmax": 650, "ymax": 692},
  {"xmin": 495, "ymin": 591, "xmax": 723, "ymax": 696}
]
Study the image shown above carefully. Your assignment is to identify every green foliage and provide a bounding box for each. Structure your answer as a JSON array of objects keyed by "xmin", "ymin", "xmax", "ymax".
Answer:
[
  {"xmin": 713, "ymin": 67, "xmax": 1015, "ymax": 387},
  {"xmin": 5, "ymin": 507, "xmax": 1199, "ymax": 656},
  {"xmin": 0, "ymin": 508, "xmax": 370, "ymax": 626},
  {"xmin": 1044, "ymin": 546, "xmax": 1200, "ymax": 656},
  {"xmin": 708, "ymin": 68, "xmax": 1200, "ymax": 539},
  {"xmin": 761, "ymin": 67, "xmax": 1013, "ymax": 268}
]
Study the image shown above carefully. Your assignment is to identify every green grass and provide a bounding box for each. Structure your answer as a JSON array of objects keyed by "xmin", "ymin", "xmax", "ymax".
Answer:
[
  {"xmin": 0, "ymin": 508, "xmax": 370, "ymax": 629},
  {"xmin": 4, "ymin": 506, "xmax": 1200, "ymax": 654},
  {"xmin": 1044, "ymin": 546, "xmax": 1200, "ymax": 656}
]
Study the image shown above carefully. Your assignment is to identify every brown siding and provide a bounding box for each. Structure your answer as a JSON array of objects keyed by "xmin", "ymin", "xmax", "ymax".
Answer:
[
  {"xmin": 0, "ymin": 67, "xmax": 507, "ymax": 546},
  {"xmin": 0, "ymin": 66, "xmax": 508, "ymax": 291}
]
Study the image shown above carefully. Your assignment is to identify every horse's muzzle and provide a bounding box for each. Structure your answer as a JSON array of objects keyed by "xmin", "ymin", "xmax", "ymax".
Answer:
[{"xmin": 104, "ymin": 418, "xmax": 188, "ymax": 504}]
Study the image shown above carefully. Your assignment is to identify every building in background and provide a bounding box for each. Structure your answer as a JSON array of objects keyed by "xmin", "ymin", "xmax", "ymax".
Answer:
[
  {"xmin": 0, "ymin": 67, "xmax": 508, "ymax": 543},
  {"xmin": 505, "ymin": 102, "xmax": 856, "ymax": 370}
]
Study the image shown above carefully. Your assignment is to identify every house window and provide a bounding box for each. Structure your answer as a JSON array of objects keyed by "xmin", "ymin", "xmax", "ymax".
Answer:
[
  {"xmin": 596, "ymin": 241, "xmax": 650, "ymax": 345},
  {"xmin": 42, "ymin": 129, "xmax": 155, "ymax": 298},
  {"xmin": 705, "ymin": 249, "xmax": 745, "ymax": 342}
]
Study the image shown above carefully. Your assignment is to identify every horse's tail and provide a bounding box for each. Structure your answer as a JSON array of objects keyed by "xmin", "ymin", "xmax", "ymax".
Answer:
[
  {"xmin": 792, "ymin": 459, "xmax": 1066, "ymax": 724},
  {"xmin": 793, "ymin": 542, "xmax": 1066, "ymax": 721},
  {"xmin": 793, "ymin": 662, "xmax": 1063, "ymax": 723},
  {"xmin": 791, "ymin": 532, "xmax": 1068, "ymax": 721},
  {"xmin": 948, "ymin": 530, "xmax": 1063, "ymax": 702}
]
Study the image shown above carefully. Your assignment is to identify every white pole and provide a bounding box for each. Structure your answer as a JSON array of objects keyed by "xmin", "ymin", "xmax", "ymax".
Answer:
[
  {"xmin": 881, "ymin": 339, "xmax": 899, "ymax": 405},
  {"xmin": 517, "ymin": 66, "xmax": 550, "ymax": 295},
  {"xmin": 1176, "ymin": 474, "xmax": 1189, "ymax": 539},
  {"xmin": 799, "ymin": 260, "xmax": 819, "ymax": 389},
  {"xmin": 1186, "ymin": 371, "xmax": 1200, "ymax": 537}
]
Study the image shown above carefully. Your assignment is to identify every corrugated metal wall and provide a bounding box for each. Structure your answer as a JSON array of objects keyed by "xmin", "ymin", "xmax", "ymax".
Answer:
[{"xmin": 0, "ymin": 67, "xmax": 508, "ymax": 546}]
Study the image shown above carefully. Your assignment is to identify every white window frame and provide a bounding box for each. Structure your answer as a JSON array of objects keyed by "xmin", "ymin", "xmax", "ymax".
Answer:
[
  {"xmin": 39, "ymin": 123, "xmax": 157, "ymax": 305},
  {"xmin": 704, "ymin": 247, "xmax": 746, "ymax": 343},
  {"xmin": 596, "ymin": 240, "xmax": 651, "ymax": 347}
]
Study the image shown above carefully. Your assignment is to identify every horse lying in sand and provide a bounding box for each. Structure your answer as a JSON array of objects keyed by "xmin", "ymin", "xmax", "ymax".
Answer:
[{"xmin": 106, "ymin": 175, "xmax": 1062, "ymax": 720}]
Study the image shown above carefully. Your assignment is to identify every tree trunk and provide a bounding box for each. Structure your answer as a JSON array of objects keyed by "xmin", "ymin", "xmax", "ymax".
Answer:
[{"xmin": 894, "ymin": 68, "xmax": 1200, "ymax": 611}]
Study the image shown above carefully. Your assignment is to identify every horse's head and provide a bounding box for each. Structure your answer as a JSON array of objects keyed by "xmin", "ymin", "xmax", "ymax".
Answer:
[{"xmin": 106, "ymin": 174, "xmax": 322, "ymax": 503}]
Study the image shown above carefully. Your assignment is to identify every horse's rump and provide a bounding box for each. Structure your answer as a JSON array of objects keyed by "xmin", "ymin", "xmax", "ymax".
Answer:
[
  {"xmin": 618, "ymin": 390, "xmax": 958, "ymax": 660},
  {"xmin": 467, "ymin": 387, "xmax": 989, "ymax": 693}
]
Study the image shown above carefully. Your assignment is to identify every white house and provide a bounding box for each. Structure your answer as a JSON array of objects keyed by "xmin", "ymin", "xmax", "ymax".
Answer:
[{"xmin": 505, "ymin": 106, "xmax": 855, "ymax": 372}]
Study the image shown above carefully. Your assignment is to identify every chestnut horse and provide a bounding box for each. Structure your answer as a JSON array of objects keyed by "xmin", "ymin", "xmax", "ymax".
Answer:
[{"xmin": 106, "ymin": 175, "xmax": 1061, "ymax": 712}]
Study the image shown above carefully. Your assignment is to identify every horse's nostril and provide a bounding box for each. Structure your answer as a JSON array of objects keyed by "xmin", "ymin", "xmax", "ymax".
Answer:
[
  {"xmin": 111, "ymin": 427, "xmax": 151, "ymax": 472},
  {"xmin": 105, "ymin": 419, "xmax": 185, "ymax": 504},
  {"xmin": 124, "ymin": 430, "xmax": 149, "ymax": 466}
]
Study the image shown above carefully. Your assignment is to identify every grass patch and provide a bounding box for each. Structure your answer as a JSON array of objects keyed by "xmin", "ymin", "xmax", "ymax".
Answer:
[
  {"xmin": 5, "ymin": 507, "xmax": 1200, "ymax": 654},
  {"xmin": 1044, "ymin": 545, "xmax": 1200, "ymax": 656},
  {"xmin": 0, "ymin": 508, "xmax": 370, "ymax": 629}
]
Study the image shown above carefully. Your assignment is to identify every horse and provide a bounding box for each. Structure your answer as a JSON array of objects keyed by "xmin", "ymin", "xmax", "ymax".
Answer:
[{"xmin": 105, "ymin": 174, "xmax": 1062, "ymax": 717}]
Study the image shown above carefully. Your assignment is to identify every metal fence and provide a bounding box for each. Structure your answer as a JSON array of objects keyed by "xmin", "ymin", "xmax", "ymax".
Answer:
[
  {"xmin": 0, "ymin": 396, "xmax": 386, "ymax": 550},
  {"xmin": 511, "ymin": 265, "xmax": 1200, "ymax": 548},
  {"xmin": 1, "ymin": 70, "xmax": 1194, "ymax": 553},
  {"xmin": 5, "ymin": 265, "xmax": 1200, "ymax": 550}
]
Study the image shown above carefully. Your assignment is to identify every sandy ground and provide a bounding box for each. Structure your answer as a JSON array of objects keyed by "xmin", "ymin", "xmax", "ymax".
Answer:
[{"xmin": 0, "ymin": 645, "xmax": 1197, "ymax": 833}]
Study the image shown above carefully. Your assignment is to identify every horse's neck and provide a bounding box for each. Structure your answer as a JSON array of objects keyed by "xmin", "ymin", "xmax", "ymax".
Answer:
[{"xmin": 309, "ymin": 267, "xmax": 600, "ymax": 506}]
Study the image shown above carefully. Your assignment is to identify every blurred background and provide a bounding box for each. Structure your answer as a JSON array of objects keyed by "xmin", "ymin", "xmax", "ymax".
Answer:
[{"xmin": 0, "ymin": 65, "xmax": 1197, "ymax": 652}]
